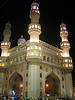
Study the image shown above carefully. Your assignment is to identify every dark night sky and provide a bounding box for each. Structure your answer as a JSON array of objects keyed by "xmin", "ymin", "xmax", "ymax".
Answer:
[{"xmin": 0, "ymin": 0, "xmax": 75, "ymax": 84}]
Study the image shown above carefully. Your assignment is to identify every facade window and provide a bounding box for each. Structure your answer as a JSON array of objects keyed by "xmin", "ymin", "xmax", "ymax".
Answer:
[
  {"xmin": 26, "ymin": 82, "xmax": 28, "ymax": 86},
  {"xmin": 62, "ymin": 71, "xmax": 63, "ymax": 74},
  {"xmin": 62, "ymin": 77, "xmax": 64, "ymax": 81},
  {"xmin": 62, "ymin": 85, "xmax": 64, "ymax": 88},
  {"xmin": 47, "ymin": 57, "xmax": 49, "ymax": 62},
  {"xmin": 43, "ymin": 56, "xmax": 46, "ymax": 61},
  {"xmin": 5, "ymin": 84, "xmax": 7, "ymax": 88},
  {"xmin": 20, "ymin": 57, "xmax": 22, "ymax": 61},
  {"xmin": 2, "ymin": 63, "xmax": 4, "ymax": 66},
  {"xmin": 40, "ymin": 92, "xmax": 42, "ymax": 97},
  {"xmin": 40, "ymin": 66, "xmax": 42, "ymax": 69},
  {"xmin": 51, "ymin": 58, "xmax": 53, "ymax": 62},
  {"xmin": 40, "ymin": 73, "xmax": 42, "ymax": 78},
  {"xmin": 16, "ymin": 58, "xmax": 18, "ymax": 62},
  {"xmin": 25, "ymin": 92, "xmax": 27, "ymax": 97},
  {"xmin": 26, "ymin": 73, "xmax": 28, "ymax": 77},
  {"xmin": 0, "ymin": 63, "xmax": 1, "ymax": 66},
  {"xmin": 31, "ymin": 46, "xmax": 34, "ymax": 49},
  {"xmin": 40, "ymin": 82, "xmax": 42, "ymax": 87}
]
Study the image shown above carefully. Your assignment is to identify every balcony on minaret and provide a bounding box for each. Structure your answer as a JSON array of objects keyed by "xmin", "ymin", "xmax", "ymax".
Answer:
[{"xmin": 62, "ymin": 57, "xmax": 73, "ymax": 68}]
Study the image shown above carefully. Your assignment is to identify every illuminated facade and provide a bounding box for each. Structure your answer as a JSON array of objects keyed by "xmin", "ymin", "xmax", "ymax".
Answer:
[{"xmin": 0, "ymin": 1, "xmax": 73, "ymax": 99}]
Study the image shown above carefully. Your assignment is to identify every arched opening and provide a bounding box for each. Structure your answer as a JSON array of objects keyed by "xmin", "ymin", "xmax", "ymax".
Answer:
[
  {"xmin": 9, "ymin": 72, "xmax": 23, "ymax": 96},
  {"xmin": 45, "ymin": 73, "xmax": 60, "ymax": 97}
]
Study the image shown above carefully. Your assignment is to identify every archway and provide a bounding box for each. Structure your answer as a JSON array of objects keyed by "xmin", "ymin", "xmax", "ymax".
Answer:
[
  {"xmin": 9, "ymin": 72, "xmax": 23, "ymax": 96},
  {"xmin": 45, "ymin": 73, "xmax": 60, "ymax": 97}
]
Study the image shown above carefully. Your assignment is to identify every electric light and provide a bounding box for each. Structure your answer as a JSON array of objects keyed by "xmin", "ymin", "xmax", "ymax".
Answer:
[
  {"xmin": 46, "ymin": 84, "xmax": 49, "ymax": 87},
  {"xmin": 35, "ymin": 46, "xmax": 37, "ymax": 49},
  {"xmin": 35, "ymin": 25, "xmax": 37, "ymax": 28},
  {"xmin": 20, "ymin": 84, "xmax": 23, "ymax": 88},
  {"xmin": 39, "ymin": 53, "xmax": 41, "ymax": 56},
  {"xmin": 31, "ymin": 46, "xmax": 34, "ymax": 49},
  {"xmin": 27, "ymin": 47, "xmax": 30, "ymax": 50},
  {"xmin": 38, "ymin": 11, "xmax": 39, "ymax": 13},
  {"xmin": 0, "ymin": 63, "xmax": 1, "ymax": 66},
  {"xmin": 5, "ymin": 43, "xmax": 7, "ymax": 45},
  {"xmin": 63, "ymin": 54, "xmax": 69, "ymax": 57},
  {"xmin": 2, "ymin": 63, "xmax": 4, "ymax": 66},
  {"xmin": 32, "ymin": 25, "xmax": 34, "ymax": 28},
  {"xmin": 27, "ymin": 53, "xmax": 29, "ymax": 56},
  {"xmin": 39, "ymin": 47, "xmax": 41, "ymax": 50},
  {"xmin": 38, "ymin": 26, "xmax": 40, "ymax": 29},
  {"xmin": 65, "ymin": 59, "xmax": 68, "ymax": 62},
  {"xmin": 31, "ymin": 52, "xmax": 34, "ymax": 56},
  {"xmin": 66, "ymin": 64, "xmax": 68, "ymax": 67},
  {"xmin": 35, "ymin": 52, "xmax": 38, "ymax": 56},
  {"xmin": 29, "ymin": 26, "xmax": 31, "ymax": 29}
]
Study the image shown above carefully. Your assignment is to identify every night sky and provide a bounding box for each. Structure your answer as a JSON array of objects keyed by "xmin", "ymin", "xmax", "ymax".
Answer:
[{"xmin": 0, "ymin": 0, "xmax": 75, "ymax": 84}]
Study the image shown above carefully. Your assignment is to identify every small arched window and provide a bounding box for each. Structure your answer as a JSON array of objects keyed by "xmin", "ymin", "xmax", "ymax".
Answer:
[
  {"xmin": 43, "ymin": 56, "xmax": 46, "ymax": 61},
  {"xmin": 47, "ymin": 57, "xmax": 49, "ymax": 62}
]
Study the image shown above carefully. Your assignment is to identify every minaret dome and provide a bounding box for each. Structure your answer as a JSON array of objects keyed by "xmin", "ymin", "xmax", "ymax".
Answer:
[{"xmin": 31, "ymin": 1, "xmax": 39, "ymax": 10}]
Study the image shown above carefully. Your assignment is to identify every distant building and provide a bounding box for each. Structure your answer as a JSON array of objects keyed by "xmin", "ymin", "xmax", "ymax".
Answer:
[{"xmin": 0, "ymin": 1, "xmax": 73, "ymax": 99}]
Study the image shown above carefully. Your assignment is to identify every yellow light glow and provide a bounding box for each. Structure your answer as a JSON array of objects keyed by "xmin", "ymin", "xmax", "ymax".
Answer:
[
  {"xmin": 2, "ymin": 63, "xmax": 4, "ymax": 66},
  {"xmin": 27, "ymin": 53, "xmax": 29, "ymax": 56},
  {"xmin": 66, "ymin": 64, "xmax": 68, "ymax": 67},
  {"xmin": 20, "ymin": 84, "xmax": 23, "ymax": 88},
  {"xmin": 39, "ymin": 53, "xmax": 41, "ymax": 56},
  {"xmin": 31, "ymin": 46, "xmax": 34, "ymax": 49},
  {"xmin": 35, "ymin": 46, "xmax": 37, "ymax": 49},
  {"xmin": 46, "ymin": 84, "xmax": 49, "ymax": 87},
  {"xmin": 65, "ymin": 59, "xmax": 68, "ymax": 62},
  {"xmin": 0, "ymin": 63, "xmax": 1, "ymax": 66},
  {"xmin": 31, "ymin": 52, "xmax": 34, "ymax": 56},
  {"xmin": 35, "ymin": 52, "xmax": 38, "ymax": 56}
]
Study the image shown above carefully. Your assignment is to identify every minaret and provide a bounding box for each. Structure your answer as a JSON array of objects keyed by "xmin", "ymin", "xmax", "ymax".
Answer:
[
  {"xmin": 27, "ymin": 0, "xmax": 42, "ymax": 59},
  {"xmin": 28, "ymin": 0, "xmax": 41, "ymax": 42},
  {"xmin": 60, "ymin": 22, "xmax": 73, "ymax": 68},
  {"xmin": 26, "ymin": 1, "xmax": 42, "ymax": 99},
  {"xmin": 60, "ymin": 22, "xmax": 70, "ymax": 57},
  {"xmin": 60, "ymin": 22, "xmax": 73, "ymax": 98},
  {"xmin": 1, "ymin": 21, "xmax": 11, "ymax": 57}
]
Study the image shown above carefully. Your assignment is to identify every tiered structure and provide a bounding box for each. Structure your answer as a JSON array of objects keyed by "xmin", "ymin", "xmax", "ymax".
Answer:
[
  {"xmin": 1, "ymin": 21, "xmax": 11, "ymax": 57},
  {"xmin": 0, "ymin": 1, "xmax": 73, "ymax": 99}
]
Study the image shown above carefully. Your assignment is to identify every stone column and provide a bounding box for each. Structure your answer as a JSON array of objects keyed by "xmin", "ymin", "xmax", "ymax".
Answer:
[
  {"xmin": 65, "ymin": 72, "xmax": 73, "ymax": 99},
  {"xmin": 23, "ymin": 61, "xmax": 28, "ymax": 98},
  {"xmin": 0, "ymin": 69, "xmax": 5, "ymax": 95},
  {"xmin": 28, "ymin": 63, "xmax": 40, "ymax": 99}
]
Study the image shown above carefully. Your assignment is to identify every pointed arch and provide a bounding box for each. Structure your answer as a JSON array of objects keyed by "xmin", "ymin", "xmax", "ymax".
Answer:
[
  {"xmin": 45, "ymin": 72, "xmax": 60, "ymax": 97},
  {"xmin": 9, "ymin": 72, "xmax": 23, "ymax": 96}
]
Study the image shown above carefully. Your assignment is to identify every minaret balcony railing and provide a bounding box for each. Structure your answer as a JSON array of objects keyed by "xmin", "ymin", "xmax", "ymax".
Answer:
[
  {"xmin": 62, "ymin": 57, "xmax": 73, "ymax": 68},
  {"xmin": 1, "ymin": 41, "xmax": 11, "ymax": 47},
  {"xmin": 60, "ymin": 31, "xmax": 68, "ymax": 37},
  {"xmin": 60, "ymin": 41, "xmax": 70, "ymax": 49},
  {"xmin": 29, "ymin": 24, "xmax": 41, "ymax": 30},
  {"xmin": 30, "ymin": 9, "xmax": 40, "ymax": 14}
]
